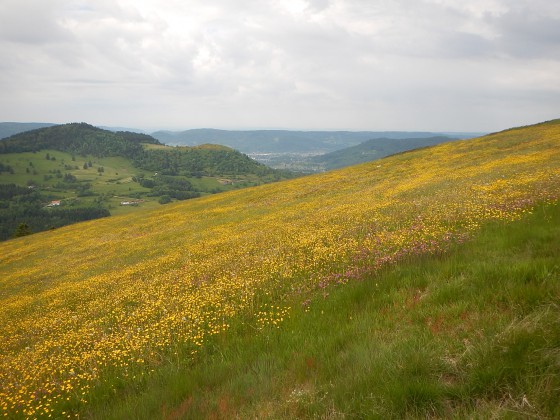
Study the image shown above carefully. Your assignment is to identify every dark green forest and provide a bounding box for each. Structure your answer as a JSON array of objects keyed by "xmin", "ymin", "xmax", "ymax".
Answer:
[
  {"xmin": 136, "ymin": 146, "xmax": 286, "ymax": 178},
  {"xmin": 0, "ymin": 184, "xmax": 109, "ymax": 240},
  {"xmin": 0, "ymin": 123, "xmax": 159, "ymax": 157}
]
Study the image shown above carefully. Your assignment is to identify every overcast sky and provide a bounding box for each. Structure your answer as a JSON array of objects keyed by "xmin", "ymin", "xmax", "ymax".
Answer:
[{"xmin": 1, "ymin": 0, "xmax": 559, "ymax": 132}]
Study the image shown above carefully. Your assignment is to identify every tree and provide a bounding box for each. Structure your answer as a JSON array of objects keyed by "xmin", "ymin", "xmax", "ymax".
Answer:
[
  {"xmin": 14, "ymin": 223, "xmax": 32, "ymax": 238},
  {"xmin": 64, "ymin": 173, "xmax": 77, "ymax": 183},
  {"xmin": 158, "ymin": 195, "xmax": 172, "ymax": 204}
]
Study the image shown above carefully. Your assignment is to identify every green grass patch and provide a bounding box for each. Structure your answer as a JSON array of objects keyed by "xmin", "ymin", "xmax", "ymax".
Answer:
[
  {"xmin": 0, "ymin": 149, "xmax": 289, "ymax": 233},
  {"xmin": 84, "ymin": 202, "xmax": 560, "ymax": 419},
  {"xmin": 0, "ymin": 150, "xmax": 150, "ymax": 196}
]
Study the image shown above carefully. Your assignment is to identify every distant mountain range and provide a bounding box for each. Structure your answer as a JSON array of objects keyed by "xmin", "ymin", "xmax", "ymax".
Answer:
[
  {"xmin": 1, "ymin": 122, "xmax": 483, "ymax": 155},
  {"xmin": 0, "ymin": 122, "xmax": 486, "ymax": 173},
  {"xmin": 150, "ymin": 128, "xmax": 482, "ymax": 154}
]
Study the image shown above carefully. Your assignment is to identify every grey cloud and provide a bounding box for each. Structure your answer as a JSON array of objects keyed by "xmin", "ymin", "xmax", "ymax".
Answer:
[
  {"xmin": 0, "ymin": 0, "xmax": 72, "ymax": 45},
  {"xmin": 489, "ymin": 10, "xmax": 560, "ymax": 58},
  {"xmin": 305, "ymin": 0, "xmax": 332, "ymax": 13},
  {"xmin": 1, "ymin": 0, "xmax": 559, "ymax": 131}
]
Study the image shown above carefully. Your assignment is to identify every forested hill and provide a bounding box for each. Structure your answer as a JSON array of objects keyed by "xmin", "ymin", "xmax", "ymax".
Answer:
[
  {"xmin": 0, "ymin": 123, "xmax": 286, "ymax": 176},
  {"xmin": 136, "ymin": 144, "xmax": 281, "ymax": 177},
  {"xmin": 0, "ymin": 123, "xmax": 161, "ymax": 157},
  {"xmin": 311, "ymin": 136, "xmax": 454, "ymax": 170}
]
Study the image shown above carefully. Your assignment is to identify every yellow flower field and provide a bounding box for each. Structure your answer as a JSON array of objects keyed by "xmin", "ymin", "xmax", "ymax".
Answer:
[{"xmin": 1, "ymin": 120, "xmax": 559, "ymax": 418}]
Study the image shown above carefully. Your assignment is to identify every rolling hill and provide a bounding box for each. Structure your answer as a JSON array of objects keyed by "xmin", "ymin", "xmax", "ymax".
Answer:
[
  {"xmin": 0, "ymin": 122, "xmax": 162, "ymax": 156},
  {"xmin": 309, "ymin": 135, "xmax": 455, "ymax": 170},
  {"xmin": 0, "ymin": 119, "xmax": 559, "ymax": 418}
]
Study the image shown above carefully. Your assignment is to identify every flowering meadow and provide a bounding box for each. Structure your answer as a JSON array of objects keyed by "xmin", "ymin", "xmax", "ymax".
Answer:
[{"xmin": 1, "ymin": 120, "xmax": 559, "ymax": 418}]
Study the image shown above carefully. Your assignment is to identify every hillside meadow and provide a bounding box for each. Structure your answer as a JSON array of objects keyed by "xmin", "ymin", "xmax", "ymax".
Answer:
[
  {"xmin": 0, "ymin": 150, "xmax": 156, "ymax": 210},
  {"xmin": 0, "ymin": 120, "xmax": 559, "ymax": 418}
]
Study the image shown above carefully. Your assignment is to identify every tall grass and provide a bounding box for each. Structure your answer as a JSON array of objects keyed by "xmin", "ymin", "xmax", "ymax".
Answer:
[{"xmin": 85, "ymin": 202, "xmax": 560, "ymax": 419}]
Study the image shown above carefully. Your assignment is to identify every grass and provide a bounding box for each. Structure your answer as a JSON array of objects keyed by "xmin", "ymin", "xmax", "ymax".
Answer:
[
  {"xmin": 83, "ymin": 202, "xmax": 560, "ymax": 419},
  {"xmin": 0, "ymin": 150, "xmax": 155, "ymax": 210},
  {"xmin": 1, "ymin": 120, "xmax": 559, "ymax": 418},
  {"xmin": 0, "ymin": 149, "xmax": 282, "ymax": 218}
]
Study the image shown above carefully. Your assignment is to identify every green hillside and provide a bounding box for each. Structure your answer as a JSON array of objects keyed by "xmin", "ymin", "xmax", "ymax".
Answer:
[
  {"xmin": 0, "ymin": 124, "xmax": 294, "ymax": 240},
  {"xmin": 0, "ymin": 119, "xmax": 559, "ymax": 418},
  {"xmin": 310, "ymin": 136, "xmax": 454, "ymax": 170},
  {"xmin": 92, "ymin": 200, "xmax": 560, "ymax": 419}
]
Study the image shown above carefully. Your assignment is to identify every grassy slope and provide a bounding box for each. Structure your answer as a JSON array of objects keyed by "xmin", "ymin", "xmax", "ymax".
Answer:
[
  {"xmin": 0, "ymin": 150, "xmax": 158, "ymax": 213},
  {"xmin": 0, "ymin": 147, "xmax": 268, "ymax": 221},
  {"xmin": 0, "ymin": 120, "xmax": 559, "ymax": 418},
  {"xmin": 92, "ymin": 202, "xmax": 560, "ymax": 419},
  {"xmin": 311, "ymin": 136, "xmax": 453, "ymax": 170}
]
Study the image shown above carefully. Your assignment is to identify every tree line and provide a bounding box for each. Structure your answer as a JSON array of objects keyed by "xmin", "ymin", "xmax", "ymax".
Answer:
[{"xmin": 0, "ymin": 184, "xmax": 109, "ymax": 241}]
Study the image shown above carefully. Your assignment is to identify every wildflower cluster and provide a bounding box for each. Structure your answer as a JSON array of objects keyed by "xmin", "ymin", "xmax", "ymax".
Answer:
[{"xmin": 256, "ymin": 304, "xmax": 291, "ymax": 330}]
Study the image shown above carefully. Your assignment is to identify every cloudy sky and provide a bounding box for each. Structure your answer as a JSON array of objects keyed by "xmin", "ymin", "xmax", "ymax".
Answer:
[{"xmin": 1, "ymin": 0, "xmax": 559, "ymax": 132}]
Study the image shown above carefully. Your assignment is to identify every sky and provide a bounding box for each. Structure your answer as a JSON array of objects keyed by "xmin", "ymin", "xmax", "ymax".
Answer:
[{"xmin": 1, "ymin": 0, "xmax": 559, "ymax": 132}]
